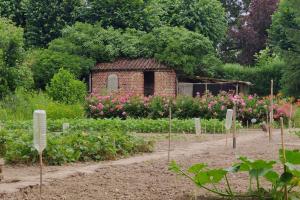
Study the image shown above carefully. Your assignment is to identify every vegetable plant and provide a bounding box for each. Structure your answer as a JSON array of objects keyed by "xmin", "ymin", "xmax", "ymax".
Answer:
[{"xmin": 169, "ymin": 149, "xmax": 300, "ymax": 199}]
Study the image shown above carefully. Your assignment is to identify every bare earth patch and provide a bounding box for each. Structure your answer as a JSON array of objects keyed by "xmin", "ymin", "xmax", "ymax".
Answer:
[{"xmin": 1, "ymin": 130, "xmax": 299, "ymax": 200}]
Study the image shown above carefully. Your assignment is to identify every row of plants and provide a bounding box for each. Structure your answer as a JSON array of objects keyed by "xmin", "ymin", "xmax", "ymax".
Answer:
[
  {"xmin": 2, "ymin": 118, "xmax": 237, "ymax": 134},
  {"xmin": 170, "ymin": 149, "xmax": 300, "ymax": 199},
  {"xmin": 0, "ymin": 129, "xmax": 153, "ymax": 165},
  {"xmin": 87, "ymin": 91, "xmax": 295, "ymax": 124}
]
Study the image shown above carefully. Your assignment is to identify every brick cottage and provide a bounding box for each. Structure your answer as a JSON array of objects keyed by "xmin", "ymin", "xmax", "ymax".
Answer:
[{"xmin": 90, "ymin": 58, "xmax": 177, "ymax": 97}]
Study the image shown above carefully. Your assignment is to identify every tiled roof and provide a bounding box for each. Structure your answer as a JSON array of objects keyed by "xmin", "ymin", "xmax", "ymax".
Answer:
[{"xmin": 93, "ymin": 58, "xmax": 172, "ymax": 71}]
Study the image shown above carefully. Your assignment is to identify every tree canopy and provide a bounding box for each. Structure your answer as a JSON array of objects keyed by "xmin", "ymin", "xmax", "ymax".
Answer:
[
  {"xmin": 47, "ymin": 22, "xmax": 218, "ymax": 77},
  {"xmin": 153, "ymin": 0, "xmax": 227, "ymax": 45},
  {"xmin": 269, "ymin": 0, "xmax": 300, "ymax": 97},
  {"xmin": 25, "ymin": 0, "xmax": 82, "ymax": 47},
  {"xmin": 0, "ymin": 18, "xmax": 29, "ymax": 97}
]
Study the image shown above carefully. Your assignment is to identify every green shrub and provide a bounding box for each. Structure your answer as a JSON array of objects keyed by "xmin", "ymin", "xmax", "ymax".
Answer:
[
  {"xmin": 214, "ymin": 57, "xmax": 283, "ymax": 96},
  {"xmin": 1, "ymin": 128, "xmax": 153, "ymax": 165},
  {"xmin": 25, "ymin": 49, "xmax": 94, "ymax": 89},
  {"xmin": 46, "ymin": 69, "xmax": 87, "ymax": 104},
  {"xmin": 0, "ymin": 88, "xmax": 85, "ymax": 121}
]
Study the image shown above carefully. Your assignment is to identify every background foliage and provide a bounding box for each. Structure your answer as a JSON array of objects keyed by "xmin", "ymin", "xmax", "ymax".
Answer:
[{"xmin": 269, "ymin": 0, "xmax": 300, "ymax": 98}]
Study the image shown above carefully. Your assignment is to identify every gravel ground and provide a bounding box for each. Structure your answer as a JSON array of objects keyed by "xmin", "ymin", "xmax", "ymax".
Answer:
[{"xmin": 1, "ymin": 130, "xmax": 299, "ymax": 200}]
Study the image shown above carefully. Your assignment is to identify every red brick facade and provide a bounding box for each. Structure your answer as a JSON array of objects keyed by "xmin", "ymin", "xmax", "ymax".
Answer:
[
  {"xmin": 154, "ymin": 71, "xmax": 177, "ymax": 96},
  {"xmin": 91, "ymin": 70, "xmax": 177, "ymax": 97},
  {"xmin": 91, "ymin": 58, "xmax": 177, "ymax": 97}
]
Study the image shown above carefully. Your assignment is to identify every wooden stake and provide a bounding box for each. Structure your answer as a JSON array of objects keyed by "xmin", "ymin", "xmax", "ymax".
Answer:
[
  {"xmin": 226, "ymin": 129, "xmax": 228, "ymax": 146},
  {"xmin": 289, "ymin": 103, "xmax": 293, "ymax": 131},
  {"xmin": 280, "ymin": 117, "xmax": 288, "ymax": 200},
  {"xmin": 270, "ymin": 80, "xmax": 274, "ymax": 141},
  {"xmin": 0, "ymin": 158, "xmax": 4, "ymax": 182},
  {"xmin": 39, "ymin": 152, "xmax": 43, "ymax": 200},
  {"xmin": 233, "ymin": 85, "xmax": 238, "ymax": 149},
  {"xmin": 168, "ymin": 107, "xmax": 172, "ymax": 163}
]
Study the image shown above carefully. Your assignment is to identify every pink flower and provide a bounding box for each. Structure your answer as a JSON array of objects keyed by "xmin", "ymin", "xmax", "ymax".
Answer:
[
  {"xmin": 221, "ymin": 105, "xmax": 225, "ymax": 110},
  {"xmin": 248, "ymin": 95, "xmax": 254, "ymax": 100},
  {"xmin": 97, "ymin": 103, "xmax": 104, "ymax": 110},
  {"xmin": 122, "ymin": 112, "xmax": 126, "ymax": 116}
]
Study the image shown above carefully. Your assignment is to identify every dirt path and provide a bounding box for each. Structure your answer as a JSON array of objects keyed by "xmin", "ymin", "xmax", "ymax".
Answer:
[{"xmin": 1, "ymin": 130, "xmax": 300, "ymax": 200}]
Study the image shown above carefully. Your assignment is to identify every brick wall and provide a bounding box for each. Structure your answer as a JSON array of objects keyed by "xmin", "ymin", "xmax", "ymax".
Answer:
[
  {"xmin": 92, "ymin": 71, "xmax": 144, "ymax": 95},
  {"xmin": 91, "ymin": 70, "xmax": 176, "ymax": 97},
  {"xmin": 154, "ymin": 71, "xmax": 176, "ymax": 97}
]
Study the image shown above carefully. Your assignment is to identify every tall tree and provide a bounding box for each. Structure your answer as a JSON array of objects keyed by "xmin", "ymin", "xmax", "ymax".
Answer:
[
  {"xmin": 269, "ymin": 0, "xmax": 300, "ymax": 97},
  {"xmin": 78, "ymin": 0, "xmax": 153, "ymax": 30},
  {"xmin": 0, "ymin": 18, "xmax": 26, "ymax": 97},
  {"xmin": 155, "ymin": 0, "xmax": 227, "ymax": 46},
  {"xmin": 25, "ymin": 0, "xmax": 82, "ymax": 47},
  {"xmin": 0, "ymin": 0, "xmax": 28, "ymax": 27},
  {"xmin": 219, "ymin": 0, "xmax": 251, "ymax": 26},
  {"xmin": 230, "ymin": 0, "xmax": 279, "ymax": 65}
]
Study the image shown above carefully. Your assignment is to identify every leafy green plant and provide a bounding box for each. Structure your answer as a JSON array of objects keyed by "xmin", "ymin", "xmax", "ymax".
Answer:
[
  {"xmin": 1, "ymin": 128, "xmax": 153, "ymax": 165},
  {"xmin": 46, "ymin": 69, "xmax": 86, "ymax": 104},
  {"xmin": 170, "ymin": 149, "xmax": 300, "ymax": 199},
  {"xmin": 2, "ymin": 118, "xmax": 239, "ymax": 134}
]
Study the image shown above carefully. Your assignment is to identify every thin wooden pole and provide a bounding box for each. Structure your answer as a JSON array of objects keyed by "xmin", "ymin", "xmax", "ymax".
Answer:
[
  {"xmin": 233, "ymin": 85, "xmax": 238, "ymax": 149},
  {"xmin": 270, "ymin": 80, "xmax": 274, "ymax": 141},
  {"xmin": 39, "ymin": 152, "xmax": 43, "ymax": 200},
  {"xmin": 0, "ymin": 158, "xmax": 3, "ymax": 182},
  {"xmin": 280, "ymin": 117, "xmax": 288, "ymax": 200},
  {"xmin": 168, "ymin": 107, "xmax": 172, "ymax": 163},
  {"xmin": 289, "ymin": 103, "xmax": 293, "ymax": 131}
]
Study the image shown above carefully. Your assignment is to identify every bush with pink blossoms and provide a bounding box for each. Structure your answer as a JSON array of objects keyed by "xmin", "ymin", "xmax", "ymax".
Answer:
[{"xmin": 86, "ymin": 91, "xmax": 294, "ymax": 123}]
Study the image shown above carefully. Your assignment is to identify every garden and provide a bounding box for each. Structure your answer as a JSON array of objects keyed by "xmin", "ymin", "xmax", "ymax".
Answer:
[{"xmin": 0, "ymin": 0, "xmax": 300, "ymax": 199}]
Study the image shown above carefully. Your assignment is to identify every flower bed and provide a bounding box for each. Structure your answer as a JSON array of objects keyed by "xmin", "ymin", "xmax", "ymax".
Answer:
[{"xmin": 87, "ymin": 92, "xmax": 294, "ymax": 123}]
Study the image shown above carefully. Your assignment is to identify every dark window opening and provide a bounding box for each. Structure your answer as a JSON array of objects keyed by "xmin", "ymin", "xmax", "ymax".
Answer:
[{"xmin": 144, "ymin": 71, "xmax": 154, "ymax": 96}]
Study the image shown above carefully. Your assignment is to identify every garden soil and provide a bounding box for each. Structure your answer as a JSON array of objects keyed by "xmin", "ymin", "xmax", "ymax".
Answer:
[{"xmin": 1, "ymin": 130, "xmax": 300, "ymax": 200}]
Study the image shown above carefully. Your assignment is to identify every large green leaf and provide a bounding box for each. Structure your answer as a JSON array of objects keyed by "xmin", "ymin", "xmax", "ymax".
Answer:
[
  {"xmin": 280, "ymin": 149, "xmax": 300, "ymax": 164},
  {"xmin": 188, "ymin": 163, "xmax": 207, "ymax": 174},
  {"xmin": 206, "ymin": 169, "xmax": 227, "ymax": 183},
  {"xmin": 193, "ymin": 169, "xmax": 227, "ymax": 185},
  {"xmin": 194, "ymin": 171, "xmax": 210, "ymax": 186},
  {"xmin": 264, "ymin": 170, "xmax": 279, "ymax": 184}
]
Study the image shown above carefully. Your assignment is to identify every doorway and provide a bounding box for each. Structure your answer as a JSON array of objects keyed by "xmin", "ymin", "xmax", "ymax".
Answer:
[{"xmin": 144, "ymin": 71, "xmax": 154, "ymax": 96}]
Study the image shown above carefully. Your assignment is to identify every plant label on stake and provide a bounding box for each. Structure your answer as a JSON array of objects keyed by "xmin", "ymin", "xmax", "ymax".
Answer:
[
  {"xmin": 194, "ymin": 118, "xmax": 201, "ymax": 135},
  {"xmin": 33, "ymin": 110, "xmax": 47, "ymax": 200},
  {"xmin": 225, "ymin": 109, "xmax": 233, "ymax": 146}
]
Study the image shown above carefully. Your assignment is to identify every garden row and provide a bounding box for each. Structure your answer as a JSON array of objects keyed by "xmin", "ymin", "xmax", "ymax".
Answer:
[
  {"xmin": 87, "ymin": 91, "xmax": 294, "ymax": 123},
  {"xmin": 0, "ymin": 129, "xmax": 153, "ymax": 165},
  {"xmin": 2, "ymin": 118, "xmax": 235, "ymax": 134}
]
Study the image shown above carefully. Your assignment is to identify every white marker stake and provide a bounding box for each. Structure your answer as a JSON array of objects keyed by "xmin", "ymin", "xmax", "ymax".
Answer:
[
  {"xmin": 63, "ymin": 123, "xmax": 70, "ymax": 133},
  {"xmin": 225, "ymin": 109, "xmax": 233, "ymax": 146},
  {"xmin": 33, "ymin": 110, "xmax": 47, "ymax": 200},
  {"xmin": 194, "ymin": 118, "xmax": 201, "ymax": 135}
]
